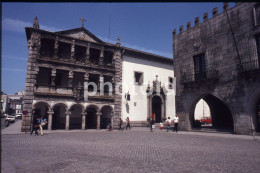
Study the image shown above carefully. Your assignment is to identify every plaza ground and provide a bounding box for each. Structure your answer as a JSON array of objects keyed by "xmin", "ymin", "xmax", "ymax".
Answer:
[{"xmin": 1, "ymin": 120, "xmax": 260, "ymax": 173}]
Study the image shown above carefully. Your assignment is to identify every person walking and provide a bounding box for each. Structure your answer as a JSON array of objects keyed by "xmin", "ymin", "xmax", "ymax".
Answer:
[
  {"xmin": 159, "ymin": 122, "xmax": 164, "ymax": 131},
  {"xmin": 119, "ymin": 118, "xmax": 124, "ymax": 130},
  {"xmin": 166, "ymin": 117, "xmax": 171, "ymax": 132},
  {"xmin": 150, "ymin": 118, "xmax": 155, "ymax": 132},
  {"xmin": 173, "ymin": 115, "xmax": 179, "ymax": 132},
  {"xmin": 39, "ymin": 116, "xmax": 47, "ymax": 136},
  {"xmin": 126, "ymin": 117, "xmax": 131, "ymax": 130},
  {"xmin": 30, "ymin": 116, "xmax": 39, "ymax": 136}
]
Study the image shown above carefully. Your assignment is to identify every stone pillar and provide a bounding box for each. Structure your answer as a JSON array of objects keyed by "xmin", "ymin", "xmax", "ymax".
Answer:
[
  {"xmin": 22, "ymin": 18, "xmax": 41, "ymax": 132},
  {"xmin": 71, "ymin": 40, "xmax": 75, "ymax": 60},
  {"xmin": 51, "ymin": 68, "xmax": 56, "ymax": 86},
  {"xmin": 47, "ymin": 111, "xmax": 54, "ymax": 130},
  {"xmin": 99, "ymin": 74, "xmax": 104, "ymax": 95},
  {"xmin": 113, "ymin": 42, "xmax": 122, "ymax": 129},
  {"xmin": 97, "ymin": 112, "xmax": 101, "ymax": 130},
  {"xmin": 68, "ymin": 70, "xmax": 73, "ymax": 88},
  {"xmin": 65, "ymin": 111, "xmax": 70, "ymax": 130},
  {"xmin": 82, "ymin": 112, "xmax": 87, "ymax": 130},
  {"xmin": 99, "ymin": 46, "xmax": 104, "ymax": 66},
  {"xmin": 86, "ymin": 43, "xmax": 90, "ymax": 64},
  {"xmin": 111, "ymin": 111, "xmax": 114, "ymax": 128},
  {"xmin": 54, "ymin": 36, "xmax": 59, "ymax": 58}
]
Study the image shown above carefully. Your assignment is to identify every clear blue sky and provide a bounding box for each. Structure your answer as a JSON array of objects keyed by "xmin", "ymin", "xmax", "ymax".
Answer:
[{"xmin": 2, "ymin": 2, "xmax": 235, "ymax": 94}]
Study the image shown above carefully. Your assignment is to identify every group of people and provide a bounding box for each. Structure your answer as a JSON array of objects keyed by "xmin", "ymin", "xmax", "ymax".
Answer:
[
  {"xmin": 150, "ymin": 115, "xmax": 179, "ymax": 132},
  {"xmin": 30, "ymin": 116, "xmax": 47, "ymax": 136},
  {"xmin": 118, "ymin": 117, "xmax": 131, "ymax": 130}
]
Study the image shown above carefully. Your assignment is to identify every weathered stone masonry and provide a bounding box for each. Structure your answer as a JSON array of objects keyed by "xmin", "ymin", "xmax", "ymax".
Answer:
[{"xmin": 173, "ymin": 2, "xmax": 260, "ymax": 135}]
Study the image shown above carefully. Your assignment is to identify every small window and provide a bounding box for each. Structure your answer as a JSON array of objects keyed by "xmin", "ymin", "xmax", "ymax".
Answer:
[
  {"xmin": 193, "ymin": 53, "xmax": 206, "ymax": 81},
  {"xmin": 169, "ymin": 77, "xmax": 173, "ymax": 89},
  {"xmin": 134, "ymin": 72, "xmax": 143, "ymax": 85}
]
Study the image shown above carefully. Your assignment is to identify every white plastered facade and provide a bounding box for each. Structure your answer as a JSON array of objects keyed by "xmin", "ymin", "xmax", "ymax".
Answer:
[{"xmin": 121, "ymin": 55, "xmax": 176, "ymax": 123}]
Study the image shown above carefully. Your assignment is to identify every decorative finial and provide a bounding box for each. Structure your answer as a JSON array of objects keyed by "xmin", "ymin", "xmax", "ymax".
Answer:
[
  {"xmin": 116, "ymin": 37, "xmax": 121, "ymax": 47},
  {"xmin": 80, "ymin": 18, "xmax": 86, "ymax": 28},
  {"xmin": 33, "ymin": 17, "xmax": 39, "ymax": 29}
]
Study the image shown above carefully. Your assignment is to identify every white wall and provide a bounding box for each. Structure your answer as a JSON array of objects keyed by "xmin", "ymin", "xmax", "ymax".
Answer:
[
  {"xmin": 194, "ymin": 99, "xmax": 211, "ymax": 120},
  {"xmin": 121, "ymin": 55, "xmax": 176, "ymax": 122}
]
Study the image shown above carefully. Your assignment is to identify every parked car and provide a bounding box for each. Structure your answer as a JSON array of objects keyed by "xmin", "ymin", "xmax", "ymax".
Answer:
[
  {"xmin": 199, "ymin": 117, "xmax": 212, "ymax": 124},
  {"xmin": 15, "ymin": 113, "xmax": 22, "ymax": 119},
  {"xmin": 5, "ymin": 115, "xmax": 15, "ymax": 123}
]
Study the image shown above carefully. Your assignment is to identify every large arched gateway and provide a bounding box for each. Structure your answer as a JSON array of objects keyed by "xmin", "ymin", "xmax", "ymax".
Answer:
[{"xmin": 191, "ymin": 94, "xmax": 234, "ymax": 132}]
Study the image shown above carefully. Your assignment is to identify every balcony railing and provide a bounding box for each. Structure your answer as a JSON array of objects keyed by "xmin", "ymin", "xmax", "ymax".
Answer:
[{"xmin": 181, "ymin": 69, "xmax": 219, "ymax": 84}]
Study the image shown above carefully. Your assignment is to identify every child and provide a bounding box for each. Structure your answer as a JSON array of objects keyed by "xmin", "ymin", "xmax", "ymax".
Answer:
[{"xmin": 160, "ymin": 122, "xmax": 164, "ymax": 131}]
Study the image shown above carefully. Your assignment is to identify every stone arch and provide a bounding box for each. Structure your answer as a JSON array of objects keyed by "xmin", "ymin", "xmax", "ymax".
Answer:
[
  {"xmin": 69, "ymin": 103, "xmax": 84, "ymax": 129},
  {"xmin": 52, "ymin": 103, "xmax": 68, "ymax": 130},
  {"xmin": 147, "ymin": 94, "xmax": 166, "ymax": 122},
  {"xmin": 33, "ymin": 101, "xmax": 51, "ymax": 110},
  {"xmin": 100, "ymin": 105, "xmax": 114, "ymax": 129},
  {"xmin": 189, "ymin": 93, "xmax": 235, "ymax": 132},
  {"xmin": 32, "ymin": 101, "xmax": 50, "ymax": 130},
  {"xmin": 149, "ymin": 94, "xmax": 166, "ymax": 123},
  {"xmin": 85, "ymin": 104, "xmax": 99, "ymax": 129},
  {"xmin": 51, "ymin": 102, "xmax": 69, "ymax": 111}
]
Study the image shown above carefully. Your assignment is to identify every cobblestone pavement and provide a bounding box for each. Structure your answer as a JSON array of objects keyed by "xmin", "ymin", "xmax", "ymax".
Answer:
[{"xmin": 2, "ymin": 129, "xmax": 260, "ymax": 173}]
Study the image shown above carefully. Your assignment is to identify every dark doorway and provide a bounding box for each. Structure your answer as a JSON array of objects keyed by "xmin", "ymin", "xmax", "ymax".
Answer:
[
  {"xmin": 52, "ymin": 104, "xmax": 66, "ymax": 130},
  {"xmin": 101, "ymin": 106, "xmax": 112, "ymax": 129},
  {"xmin": 34, "ymin": 102, "xmax": 49, "ymax": 130},
  {"xmin": 86, "ymin": 107, "xmax": 97, "ymax": 129},
  {"xmin": 70, "ymin": 105, "xmax": 83, "ymax": 130},
  {"xmin": 152, "ymin": 96, "xmax": 162, "ymax": 123},
  {"xmin": 192, "ymin": 94, "xmax": 234, "ymax": 132},
  {"xmin": 256, "ymin": 99, "xmax": 260, "ymax": 132}
]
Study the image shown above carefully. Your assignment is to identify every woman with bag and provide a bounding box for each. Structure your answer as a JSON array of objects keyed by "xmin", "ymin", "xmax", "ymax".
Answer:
[{"xmin": 39, "ymin": 116, "xmax": 47, "ymax": 136}]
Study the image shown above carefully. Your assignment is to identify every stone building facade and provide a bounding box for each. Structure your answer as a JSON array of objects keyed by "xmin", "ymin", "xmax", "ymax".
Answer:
[
  {"xmin": 22, "ymin": 17, "xmax": 175, "ymax": 131},
  {"xmin": 173, "ymin": 2, "xmax": 260, "ymax": 135}
]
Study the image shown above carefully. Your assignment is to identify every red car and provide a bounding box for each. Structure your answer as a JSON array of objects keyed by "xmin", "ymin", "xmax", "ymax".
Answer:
[{"xmin": 199, "ymin": 117, "xmax": 212, "ymax": 124}]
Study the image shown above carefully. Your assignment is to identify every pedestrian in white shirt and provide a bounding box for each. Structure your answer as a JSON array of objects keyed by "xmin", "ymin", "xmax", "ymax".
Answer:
[
  {"xmin": 166, "ymin": 117, "xmax": 171, "ymax": 132},
  {"xmin": 173, "ymin": 115, "xmax": 179, "ymax": 132}
]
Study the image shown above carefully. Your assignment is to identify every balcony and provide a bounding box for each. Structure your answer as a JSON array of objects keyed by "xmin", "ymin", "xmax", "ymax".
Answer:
[
  {"xmin": 34, "ymin": 85, "xmax": 114, "ymax": 101},
  {"xmin": 181, "ymin": 69, "xmax": 219, "ymax": 84}
]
